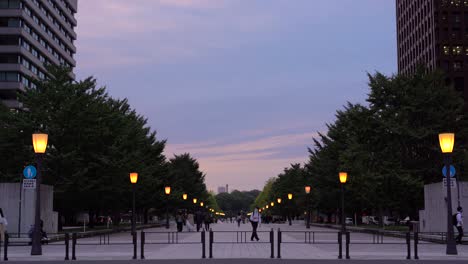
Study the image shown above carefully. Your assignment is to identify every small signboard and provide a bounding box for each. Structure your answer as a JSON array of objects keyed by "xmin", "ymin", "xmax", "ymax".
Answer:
[
  {"xmin": 23, "ymin": 179, "xmax": 36, "ymax": 189},
  {"xmin": 23, "ymin": 165, "xmax": 37, "ymax": 179},
  {"xmin": 442, "ymin": 165, "xmax": 456, "ymax": 178},
  {"xmin": 442, "ymin": 178, "xmax": 457, "ymax": 189}
]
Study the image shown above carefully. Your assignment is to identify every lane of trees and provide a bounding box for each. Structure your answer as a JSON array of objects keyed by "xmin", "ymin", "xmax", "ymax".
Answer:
[
  {"xmin": 0, "ymin": 66, "xmax": 220, "ymax": 227},
  {"xmin": 254, "ymin": 69, "xmax": 468, "ymax": 223}
]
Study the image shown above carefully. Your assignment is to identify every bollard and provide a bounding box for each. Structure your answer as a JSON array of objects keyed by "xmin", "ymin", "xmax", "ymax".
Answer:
[
  {"xmin": 277, "ymin": 229, "xmax": 281, "ymax": 259},
  {"xmin": 141, "ymin": 231, "xmax": 145, "ymax": 260},
  {"xmin": 345, "ymin": 232, "xmax": 350, "ymax": 259},
  {"xmin": 405, "ymin": 232, "xmax": 411, "ymax": 259},
  {"xmin": 132, "ymin": 232, "xmax": 137, "ymax": 260},
  {"xmin": 65, "ymin": 233, "xmax": 70, "ymax": 260},
  {"xmin": 72, "ymin": 233, "xmax": 77, "ymax": 260},
  {"xmin": 414, "ymin": 232, "xmax": 419, "ymax": 260},
  {"xmin": 201, "ymin": 230, "xmax": 206, "ymax": 259},
  {"xmin": 338, "ymin": 232, "xmax": 342, "ymax": 259},
  {"xmin": 3, "ymin": 233, "xmax": 8, "ymax": 261},
  {"xmin": 270, "ymin": 228, "xmax": 274, "ymax": 259},
  {"xmin": 209, "ymin": 229, "xmax": 213, "ymax": 258}
]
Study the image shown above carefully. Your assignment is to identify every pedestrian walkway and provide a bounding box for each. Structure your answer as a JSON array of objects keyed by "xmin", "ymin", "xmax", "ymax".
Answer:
[{"xmin": 1, "ymin": 221, "xmax": 467, "ymax": 261}]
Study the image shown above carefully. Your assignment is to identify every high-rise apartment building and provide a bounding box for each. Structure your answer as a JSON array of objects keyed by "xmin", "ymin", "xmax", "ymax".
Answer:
[
  {"xmin": 396, "ymin": 0, "xmax": 468, "ymax": 98},
  {"xmin": 0, "ymin": 0, "xmax": 77, "ymax": 108}
]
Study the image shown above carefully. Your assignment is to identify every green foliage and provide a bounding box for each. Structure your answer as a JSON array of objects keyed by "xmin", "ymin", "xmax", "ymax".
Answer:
[
  {"xmin": 256, "ymin": 69, "xmax": 468, "ymax": 220},
  {"xmin": 216, "ymin": 189, "xmax": 260, "ymax": 216},
  {"xmin": 0, "ymin": 66, "xmax": 211, "ymax": 225}
]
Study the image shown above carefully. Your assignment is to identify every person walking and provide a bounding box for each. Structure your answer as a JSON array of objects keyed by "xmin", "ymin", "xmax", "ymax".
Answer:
[
  {"xmin": 0, "ymin": 208, "xmax": 7, "ymax": 243},
  {"xmin": 250, "ymin": 207, "xmax": 261, "ymax": 241},
  {"xmin": 455, "ymin": 206, "xmax": 464, "ymax": 244},
  {"xmin": 195, "ymin": 210, "xmax": 203, "ymax": 232},
  {"xmin": 236, "ymin": 212, "xmax": 242, "ymax": 227},
  {"xmin": 186, "ymin": 213, "xmax": 195, "ymax": 232},
  {"xmin": 176, "ymin": 211, "xmax": 184, "ymax": 232},
  {"xmin": 204, "ymin": 212, "xmax": 212, "ymax": 231}
]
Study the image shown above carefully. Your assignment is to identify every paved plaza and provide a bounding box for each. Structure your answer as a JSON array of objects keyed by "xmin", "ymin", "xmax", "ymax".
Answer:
[{"xmin": 1, "ymin": 222, "xmax": 467, "ymax": 262}]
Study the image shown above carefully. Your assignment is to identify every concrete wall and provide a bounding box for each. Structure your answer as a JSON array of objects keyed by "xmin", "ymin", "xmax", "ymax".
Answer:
[
  {"xmin": 419, "ymin": 181, "xmax": 468, "ymax": 232},
  {"xmin": 0, "ymin": 183, "xmax": 58, "ymax": 235}
]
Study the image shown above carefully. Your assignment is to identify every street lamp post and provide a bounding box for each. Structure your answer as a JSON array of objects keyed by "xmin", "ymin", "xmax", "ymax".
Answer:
[
  {"xmin": 31, "ymin": 133, "xmax": 48, "ymax": 256},
  {"xmin": 165, "ymin": 186, "xmax": 171, "ymax": 229},
  {"xmin": 277, "ymin": 198, "xmax": 282, "ymax": 222},
  {"xmin": 305, "ymin": 186, "xmax": 311, "ymax": 229},
  {"xmin": 129, "ymin": 173, "xmax": 138, "ymax": 236},
  {"xmin": 439, "ymin": 133, "xmax": 457, "ymax": 255},
  {"xmin": 339, "ymin": 172, "xmax": 348, "ymax": 232},
  {"xmin": 288, "ymin": 193, "xmax": 293, "ymax": 226}
]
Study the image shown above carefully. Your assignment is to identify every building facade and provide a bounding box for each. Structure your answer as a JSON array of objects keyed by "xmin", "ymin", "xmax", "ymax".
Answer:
[
  {"xmin": 0, "ymin": 0, "xmax": 77, "ymax": 108},
  {"xmin": 396, "ymin": 0, "xmax": 468, "ymax": 98}
]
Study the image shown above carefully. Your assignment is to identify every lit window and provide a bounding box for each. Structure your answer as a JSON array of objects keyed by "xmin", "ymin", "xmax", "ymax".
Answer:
[
  {"xmin": 453, "ymin": 46, "xmax": 462, "ymax": 55},
  {"xmin": 443, "ymin": 46, "xmax": 450, "ymax": 55}
]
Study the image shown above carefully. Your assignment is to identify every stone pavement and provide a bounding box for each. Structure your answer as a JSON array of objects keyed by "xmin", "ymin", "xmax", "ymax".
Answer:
[{"xmin": 1, "ymin": 221, "xmax": 467, "ymax": 262}]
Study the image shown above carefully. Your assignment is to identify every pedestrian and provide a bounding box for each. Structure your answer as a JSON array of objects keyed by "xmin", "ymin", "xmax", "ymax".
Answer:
[
  {"xmin": 204, "ymin": 212, "xmax": 212, "ymax": 231},
  {"xmin": 0, "ymin": 208, "xmax": 7, "ymax": 243},
  {"xmin": 186, "ymin": 213, "xmax": 195, "ymax": 232},
  {"xmin": 236, "ymin": 212, "xmax": 242, "ymax": 227},
  {"xmin": 195, "ymin": 210, "xmax": 203, "ymax": 232},
  {"xmin": 250, "ymin": 207, "xmax": 261, "ymax": 241},
  {"xmin": 455, "ymin": 206, "xmax": 464, "ymax": 244},
  {"xmin": 176, "ymin": 211, "xmax": 184, "ymax": 232}
]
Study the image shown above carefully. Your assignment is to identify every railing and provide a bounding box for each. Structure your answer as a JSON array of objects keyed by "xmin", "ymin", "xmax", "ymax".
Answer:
[
  {"xmin": 72, "ymin": 231, "xmax": 137, "ymax": 260},
  {"xmin": 346, "ymin": 230, "xmax": 411, "ymax": 259},
  {"xmin": 277, "ymin": 229, "xmax": 340, "ymax": 259},
  {"xmin": 141, "ymin": 230, "xmax": 206, "ymax": 259},
  {"xmin": 1, "ymin": 232, "xmax": 71, "ymax": 261},
  {"xmin": 208, "ymin": 229, "xmax": 274, "ymax": 258}
]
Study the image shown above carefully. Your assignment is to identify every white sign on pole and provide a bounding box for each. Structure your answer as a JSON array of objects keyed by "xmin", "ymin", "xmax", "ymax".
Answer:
[
  {"xmin": 23, "ymin": 179, "xmax": 36, "ymax": 189},
  {"xmin": 442, "ymin": 178, "xmax": 457, "ymax": 189}
]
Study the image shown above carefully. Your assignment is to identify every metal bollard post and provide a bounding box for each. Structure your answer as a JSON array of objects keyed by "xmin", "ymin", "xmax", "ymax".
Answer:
[
  {"xmin": 72, "ymin": 233, "xmax": 77, "ymax": 260},
  {"xmin": 345, "ymin": 232, "xmax": 350, "ymax": 259},
  {"xmin": 406, "ymin": 232, "xmax": 411, "ymax": 259},
  {"xmin": 270, "ymin": 228, "xmax": 274, "ymax": 259},
  {"xmin": 3, "ymin": 233, "xmax": 8, "ymax": 261},
  {"xmin": 65, "ymin": 233, "xmax": 70, "ymax": 260},
  {"xmin": 277, "ymin": 229, "xmax": 281, "ymax": 259},
  {"xmin": 201, "ymin": 230, "xmax": 206, "ymax": 259},
  {"xmin": 132, "ymin": 232, "xmax": 137, "ymax": 260},
  {"xmin": 414, "ymin": 232, "xmax": 419, "ymax": 260},
  {"xmin": 141, "ymin": 231, "xmax": 145, "ymax": 259},
  {"xmin": 338, "ymin": 232, "xmax": 342, "ymax": 259},
  {"xmin": 209, "ymin": 229, "xmax": 213, "ymax": 258}
]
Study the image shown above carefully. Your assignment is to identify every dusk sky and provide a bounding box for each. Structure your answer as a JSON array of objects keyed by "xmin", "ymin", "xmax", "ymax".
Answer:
[{"xmin": 74, "ymin": 0, "xmax": 397, "ymax": 192}]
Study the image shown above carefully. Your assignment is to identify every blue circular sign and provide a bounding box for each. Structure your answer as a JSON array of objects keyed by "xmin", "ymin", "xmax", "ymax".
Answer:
[
  {"xmin": 23, "ymin": 165, "xmax": 37, "ymax": 179},
  {"xmin": 442, "ymin": 165, "xmax": 456, "ymax": 178}
]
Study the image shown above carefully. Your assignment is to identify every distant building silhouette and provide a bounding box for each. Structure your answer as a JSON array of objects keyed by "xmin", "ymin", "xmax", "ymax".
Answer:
[{"xmin": 217, "ymin": 185, "xmax": 228, "ymax": 194}]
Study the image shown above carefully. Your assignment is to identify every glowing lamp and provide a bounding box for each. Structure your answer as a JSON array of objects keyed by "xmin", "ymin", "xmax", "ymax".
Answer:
[
  {"xmin": 288, "ymin": 193, "xmax": 293, "ymax": 200},
  {"xmin": 277, "ymin": 198, "xmax": 282, "ymax": 204},
  {"xmin": 165, "ymin": 186, "xmax": 171, "ymax": 195},
  {"xmin": 339, "ymin": 172, "xmax": 348, "ymax": 184},
  {"xmin": 305, "ymin": 186, "xmax": 311, "ymax": 194},
  {"xmin": 182, "ymin": 193, "xmax": 188, "ymax": 200},
  {"xmin": 439, "ymin": 133, "xmax": 455, "ymax": 153},
  {"xmin": 200, "ymin": 202, "xmax": 204, "ymax": 207},
  {"xmin": 32, "ymin": 133, "xmax": 48, "ymax": 153},
  {"xmin": 129, "ymin": 172, "xmax": 138, "ymax": 184},
  {"xmin": 193, "ymin": 198, "xmax": 197, "ymax": 204}
]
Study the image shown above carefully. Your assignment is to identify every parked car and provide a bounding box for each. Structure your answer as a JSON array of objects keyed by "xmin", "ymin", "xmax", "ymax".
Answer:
[
  {"xmin": 362, "ymin": 216, "xmax": 379, "ymax": 225},
  {"xmin": 383, "ymin": 216, "xmax": 396, "ymax": 226},
  {"xmin": 345, "ymin": 217, "xmax": 353, "ymax": 225}
]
